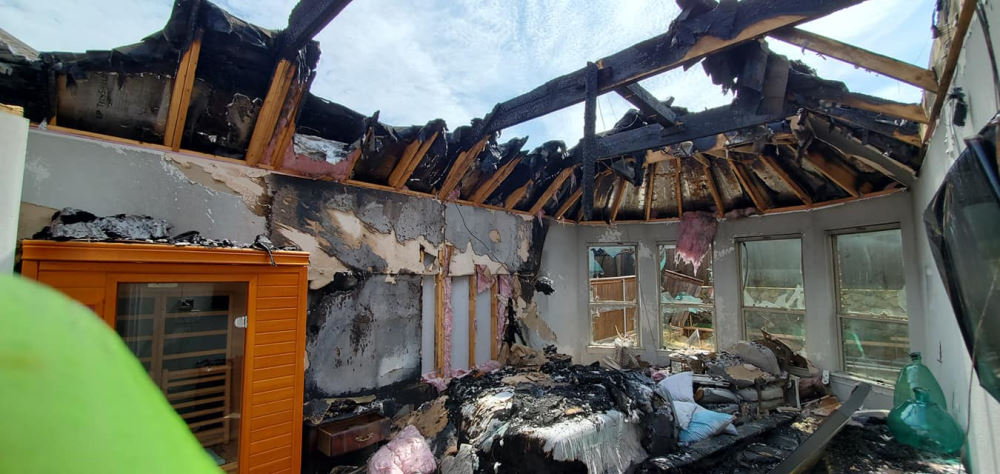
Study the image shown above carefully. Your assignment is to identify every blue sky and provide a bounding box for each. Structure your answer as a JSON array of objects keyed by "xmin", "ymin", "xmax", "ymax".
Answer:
[{"xmin": 0, "ymin": 0, "xmax": 935, "ymax": 148}]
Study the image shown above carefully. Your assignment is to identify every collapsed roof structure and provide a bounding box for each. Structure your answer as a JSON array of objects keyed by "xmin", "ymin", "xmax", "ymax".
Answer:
[{"xmin": 1, "ymin": 0, "xmax": 935, "ymax": 225}]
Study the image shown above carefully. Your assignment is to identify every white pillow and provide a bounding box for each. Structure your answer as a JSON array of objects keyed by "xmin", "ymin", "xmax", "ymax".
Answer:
[
  {"xmin": 672, "ymin": 400, "xmax": 699, "ymax": 430},
  {"xmin": 657, "ymin": 371, "xmax": 694, "ymax": 402}
]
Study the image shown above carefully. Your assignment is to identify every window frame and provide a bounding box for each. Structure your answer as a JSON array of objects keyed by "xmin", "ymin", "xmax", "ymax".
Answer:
[
  {"xmin": 586, "ymin": 242, "xmax": 640, "ymax": 348},
  {"xmin": 657, "ymin": 241, "xmax": 716, "ymax": 350},
  {"xmin": 830, "ymin": 224, "xmax": 909, "ymax": 381},
  {"xmin": 736, "ymin": 234, "xmax": 806, "ymax": 347}
]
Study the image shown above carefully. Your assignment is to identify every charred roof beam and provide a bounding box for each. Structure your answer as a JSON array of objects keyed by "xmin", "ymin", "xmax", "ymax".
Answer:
[
  {"xmin": 476, "ymin": 0, "xmax": 867, "ymax": 136},
  {"xmin": 614, "ymin": 84, "xmax": 678, "ymax": 127},
  {"xmin": 279, "ymin": 0, "xmax": 353, "ymax": 58}
]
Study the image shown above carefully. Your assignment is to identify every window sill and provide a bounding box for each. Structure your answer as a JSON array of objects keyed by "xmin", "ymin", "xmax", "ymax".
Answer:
[{"xmin": 830, "ymin": 371, "xmax": 895, "ymax": 391}]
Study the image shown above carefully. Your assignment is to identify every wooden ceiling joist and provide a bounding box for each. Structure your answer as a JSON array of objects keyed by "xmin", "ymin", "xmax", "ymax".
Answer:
[
  {"xmin": 477, "ymin": 0, "xmax": 865, "ymax": 135},
  {"xmin": 555, "ymin": 187, "xmax": 583, "ymax": 220},
  {"xmin": 770, "ymin": 27, "xmax": 938, "ymax": 92},
  {"xmin": 728, "ymin": 159, "xmax": 770, "ymax": 211},
  {"xmin": 504, "ymin": 180, "xmax": 533, "ymax": 210},
  {"xmin": 270, "ymin": 81, "xmax": 309, "ymax": 169},
  {"xmin": 469, "ymin": 156, "xmax": 522, "ymax": 204},
  {"xmin": 759, "ymin": 151, "xmax": 813, "ymax": 205},
  {"xmin": 163, "ymin": 30, "xmax": 203, "ymax": 151},
  {"xmin": 803, "ymin": 149, "xmax": 861, "ymax": 197},
  {"xmin": 528, "ymin": 166, "xmax": 577, "ymax": 216},
  {"xmin": 609, "ymin": 177, "xmax": 627, "ymax": 222},
  {"xmin": 438, "ymin": 137, "xmax": 489, "ymax": 200},
  {"xmin": 280, "ymin": 0, "xmax": 353, "ymax": 57},
  {"xmin": 246, "ymin": 59, "xmax": 296, "ymax": 165},
  {"xmin": 388, "ymin": 131, "xmax": 439, "ymax": 189},
  {"xmin": 615, "ymin": 83, "xmax": 678, "ymax": 127},
  {"xmin": 838, "ymin": 93, "xmax": 927, "ymax": 124},
  {"xmin": 801, "ymin": 114, "xmax": 916, "ymax": 187}
]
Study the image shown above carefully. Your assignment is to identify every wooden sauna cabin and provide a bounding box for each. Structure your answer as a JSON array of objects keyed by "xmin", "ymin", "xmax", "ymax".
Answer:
[{"xmin": 19, "ymin": 240, "xmax": 310, "ymax": 474}]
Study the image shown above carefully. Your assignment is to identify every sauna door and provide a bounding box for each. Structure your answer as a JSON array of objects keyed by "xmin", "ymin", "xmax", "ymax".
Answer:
[{"xmin": 115, "ymin": 281, "xmax": 247, "ymax": 471}]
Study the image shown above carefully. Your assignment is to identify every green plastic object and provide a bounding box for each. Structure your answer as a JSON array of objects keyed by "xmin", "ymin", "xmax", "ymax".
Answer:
[
  {"xmin": 893, "ymin": 352, "xmax": 947, "ymax": 409},
  {"xmin": 0, "ymin": 274, "xmax": 220, "ymax": 474},
  {"xmin": 887, "ymin": 388, "xmax": 965, "ymax": 455}
]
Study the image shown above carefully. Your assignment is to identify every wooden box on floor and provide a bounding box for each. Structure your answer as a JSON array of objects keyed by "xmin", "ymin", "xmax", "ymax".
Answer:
[{"xmin": 20, "ymin": 240, "xmax": 310, "ymax": 474}]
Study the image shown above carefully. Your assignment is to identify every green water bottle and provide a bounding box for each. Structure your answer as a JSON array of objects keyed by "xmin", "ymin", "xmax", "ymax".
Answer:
[
  {"xmin": 893, "ymin": 352, "xmax": 947, "ymax": 409},
  {"xmin": 887, "ymin": 388, "xmax": 965, "ymax": 455}
]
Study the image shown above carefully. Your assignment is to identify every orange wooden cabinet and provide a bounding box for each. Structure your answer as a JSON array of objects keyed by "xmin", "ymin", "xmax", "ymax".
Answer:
[{"xmin": 20, "ymin": 240, "xmax": 310, "ymax": 474}]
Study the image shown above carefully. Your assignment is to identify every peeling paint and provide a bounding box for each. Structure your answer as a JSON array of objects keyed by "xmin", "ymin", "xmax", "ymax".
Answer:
[
  {"xmin": 165, "ymin": 153, "xmax": 270, "ymax": 215},
  {"xmin": 275, "ymin": 223, "xmax": 349, "ymax": 289}
]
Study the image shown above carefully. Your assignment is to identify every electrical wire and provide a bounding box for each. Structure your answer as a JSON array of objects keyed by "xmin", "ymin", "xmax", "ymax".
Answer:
[{"xmin": 452, "ymin": 202, "xmax": 502, "ymax": 264}]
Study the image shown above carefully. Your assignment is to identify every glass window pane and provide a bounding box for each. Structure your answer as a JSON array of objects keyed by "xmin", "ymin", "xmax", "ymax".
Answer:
[
  {"xmin": 591, "ymin": 306, "xmax": 638, "ymax": 345},
  {"xmin": 744, "ymin": 309, "xmax": 805, "ymax": 351},
  {"xmin": 835, "ymin": 229, "xmax": 907, "ymax": 318},
  {"xmin": 659, "ymin": 244, "xmax": 713, "ymax": 304},
  {"xmin": 117, "ymin": 282, "xmax": 246, "ymax": 468},
  {"xmin": 741, "ymin": 239, "xmax": 805, "ymax": 310},
  {"xmin": 841, "ymin": 318, "xmax": 910, "ymax": 382},
  {"xmin": 661, "ymin": 306, "xmax": 714, "ymax": 350},
  {"xmin": 589, "ymin": 245, "xmax": 637, "ymax": 303}
]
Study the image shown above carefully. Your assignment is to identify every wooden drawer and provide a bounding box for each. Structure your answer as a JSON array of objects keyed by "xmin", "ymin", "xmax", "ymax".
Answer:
[{"xmin": 316, "ymin": 414, "xmax": 390, "ymax": 457}]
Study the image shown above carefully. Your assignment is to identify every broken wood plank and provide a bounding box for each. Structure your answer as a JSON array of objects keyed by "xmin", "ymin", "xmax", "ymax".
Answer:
[
  {"xmin": 280, "ymin": 0, "xmax": 353, "ymax": 57},
  {"xmin": 554, "ymin": 187, "xmax": 583, "ymax": 220},
  {"xmin": 644, "ymin": 413, "xmax": 797, "ymax": 470},
  {"xmin": 771, "ymin": 384, "xmax": 871, "ymax": 473},
  {"xmin": 770, "ymin": 27, "xmax": 938, "ymax": 92},
  {"xmin": 644, "ymin": 163, "xmax": 656, "ymax": 220},
  {"xmin": 609, "ymin": 177, "xmax": 627, "ymax": 222},
  {"xmin": 438, "ymin": 137, "xmax": 489, "ymax": 200},
  {"xmin": 802, "ymin": 114, "xmax": 916, "ymax": 187},
  {"xmin": 759, "ymin": 151, "xmax": 813, "ymax": 204},
  {"xmin": 270, "ymin": 80, "xmax": 308, "ymax": 169},
  {"xmin": 388, "ymin": 131, "xmax": 439, "ymax": 189},
  {"xmin": 581, "ymin": 62, "xmax": 599, "ymax": 220},
  {"xmin": 434, "ymin": 245, "xmax": 452, "ymax": 376},
  {"xmin": 246, "ymin": 59, "xmax": 296, "ymax": 165},
  {"xmin": 163, "ymin": 30, "xmax": 203, "ymax": 151},
  {"xmin": 504, "ymin": 179, "xmax": 533, "ymax": 210},
  {"xmin": 925, "ymin": 0, "xmax": 977, "ymax": 143},
  {"xmin": 470, "ymin": 155, "xmax": 522, "ymax": 204},
  {"xmin": 728, "ymin": 159, "xmax": 770, "ymax": 211},
  {"xmin": 615, "ymin": 83, "xmax": 677, "ymax": 127},
  {"xmin": 674, "ymin": 157, "xmax": 683, "ymax": 217},
  {"xmin": 477, "ymin": 0, "xmax": 865, "ymax": 134},
  {"xmin": 803, "ymin": 149, "xmax": 860, "ymax": 197},
  {"xmin": 528, "ymin": 165, "xmax": 577, "ymax": 216}
]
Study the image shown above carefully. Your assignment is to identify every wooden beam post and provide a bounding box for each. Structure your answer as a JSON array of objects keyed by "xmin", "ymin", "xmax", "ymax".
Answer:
[
  {"xmin": 164, "ymin": 31, "xmax": 203, "ymax": 151},
  {"xmin": 615, "ymin": 83, "xmax": 677, "ymax": 127},
  {"xmin": 468, "ymin": 276, "xmax": 477, "ymax": 369},
  {"xmin": 581, "ymin": 62, "xmax": 599, "ymax": 220},
  {"xmin": 770, "ymin": 27, "xmax": 938, "ymax": 92},
  {"xmin": 489, "ymin": 281, "xmax": 499, "ymax": 360},
  {"xmin": 388, "ymin": 131, "xmax": 439, "ymax": 189},
  {"xmin": 470, "ymin": 156, "xmax": 522, "ymax": 204},
  {"xmin": 759, "ymin": 151, "xmax": 813, "ymax": 205},
  {"xmin": 438, "ymin": 137, "xmax": 489, "ymax": 200},
  {"xmin": 434, "ymin": 245, "xmax": 452, "ymax": 375},
  {"xmin": 644, "ymin": 163, "xmax": 656, "ymax": 220},
  {"xmin": 528, "ymin": 166, "xmax": 577, "ymax": 216},
  {"xmin": 246, "ymin": 59, "xmax": 296, "ymax": 165},
  {"xmin": 803, "ymin": 150, "xmax": 860, "ymax": 197}
]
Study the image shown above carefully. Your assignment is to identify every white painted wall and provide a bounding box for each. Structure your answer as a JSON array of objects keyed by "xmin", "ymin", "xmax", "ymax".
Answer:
[
  {"xmin": 912, "ymin": 2, "xmax": 1000, "ymax": 469},
  {"xmin": 1, "ymin": 110, "xmax": 28, "ymax": 272}
]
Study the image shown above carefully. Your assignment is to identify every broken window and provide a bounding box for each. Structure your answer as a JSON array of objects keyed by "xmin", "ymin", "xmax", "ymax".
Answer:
[
  {"xmin": 589, "ymin": 245, "xmax": 639, "ymax": 346},
  {"xmin": 659, "ymin": 243, "xmax": 714, "ymax": 350},
  {"xmin": 739, "ymin": 238, "xmax": 806, "ymax": 351},
  {"xmin": 834, "ymin": 228, "xmax": 909, "ymax": 382}
]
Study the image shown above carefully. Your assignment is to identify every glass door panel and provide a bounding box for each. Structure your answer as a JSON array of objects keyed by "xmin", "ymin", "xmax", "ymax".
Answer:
[{"xmin": 116, "ymin": 282, "xmax": 247, "ymax": 471}]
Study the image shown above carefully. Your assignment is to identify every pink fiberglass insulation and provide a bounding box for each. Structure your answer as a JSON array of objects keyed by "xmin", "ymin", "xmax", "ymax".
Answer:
[
  {"xmin": 475, "ymin": 264, "xmax": 495, "ymax": 294},
  {"xmin": 368, "ymin": 425, "xmax": 437, "ymax": 474},
  {"xmin": 443, "ymin": 275, "xmax": 453, "ymax": 376},
  {"xmin": 675, "ymin": 211, "xmax": 718, "ymax": 275}
]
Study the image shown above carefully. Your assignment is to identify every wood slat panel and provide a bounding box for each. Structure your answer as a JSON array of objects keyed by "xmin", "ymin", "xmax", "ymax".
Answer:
[
  {"xmin": 37, "ymin": 271, "xmax": 106, "ymax": 288},
  {"xmin": 253, "ymin": 364, "xmax": 296, "ymax": 381},
  {"xmin": 256, "ymin": 308, "xmax": 298, "ymax": 321},
  {"xmin": 252, "ymin": 375, "xmax": 295, "ymax": 393},
  {"xmin": 252, "ymin": 387, "xmax": 295, "ymax": 406},
  {"xmin": 254, "ymin": 342, "xmax": 296, "ymax": 356},
  {"xmin": 250, "ymin": 422, "xmax": 294, "ymax": 443},
  {"xmin": 257, "ymin": 319, "xmax": 297, "ymax": 332},
  {"xmin": 256, "ymin": 297, "xmax": 298, "ymax": 309},
  {"xmin": 255, "ymin": 330, "xmax": 296, "ymax": 345},
  {"xmin": 253, "ymin": 353, "xmax": 297, "ymax": 369},
  {"xmin": 250, "ymin": 410, "xmax": 294, "ymax": 431},
  {"xmin": 250, "ymin": 433, "xmax": 293, "ymax": 456},
  {"xmin": 257, "ymin": 285, "xmax": 299, "ymax": 298},
  {"xmin": 258, "ymin": 273, "xmax": 299, "ymax": 286},
  {"xmin": 249, "ymin": 450, "xmax": 292, "ymax": 471},
  {"xmin": 248, "ymin": 457, "xmax": 291, "ymax": 474},
  {"xmin": 250, "ymin": 399, "xmax": 293, "ymax": 417}
]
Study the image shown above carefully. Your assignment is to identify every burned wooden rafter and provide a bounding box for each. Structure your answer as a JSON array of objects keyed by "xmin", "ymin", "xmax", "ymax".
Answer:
[
  {"xmin": 609, "ymin": 177, "xmax": 627, "ymax": 222},
  {"xmin": 163, "ymin": 30, "xmax": 203, "ymax": 151},
  {"xmin": 388, "ymin": 131, "xmax": 440, "ymax": 189},
  {"xmin": 759, "ymin": 149, "xmax": 812, "ymax": 205},
  {"xmin": 803, "ymin": 149, "xmax": 861, "ymax": 197},
  {"xmin": 528, "ymin": 165, "xmax": 577, "ymax": 216},
  {"xmin": 476, "ymin": 0, "xmax": 866, "ymax": 135},
  {"xmin": 769, "ymin": 27, "xmax": 938, "ymax": 92},
  {"xmin": 581, "ymin": 62, "xmax": 599, "ymax": 220},
  {"xmin": 438, "ymin": 137, "xmax": 490, "ymax": 200},
  {"xmin": 817, "ymin": 106, "xmax": 922, "ymax": 147},
  {"xmin": 615, "ymin": 83, "xmax": 678, "ymax": 127},
  {"xmin": 271, "ymin": 80, "xmax": 310, "ymax": 168},
  {"xmin": 728, "ymin": 158, "xmax": 770, "ymax": 211},
  {"xmin": 674, "ymin": 157, "xmax": 684, "ymax": 217},
  {"xmin": 797, "ymin": 113, "xmax": 916, "ymax": 187},
  {"xmin": 644, "ymin": 163, "xmax": 656, "ymax": 220},
  {"xmin": 699, "ymin": 156, "xmax": 726, "ymax": 217},
  {"xmin": 280, "ymin": 0, "xmax": 353, "ymax": 58},
  {"xmin": 504, "ymin": 179, "xmax": 533, "ymax": 210},
  {"xmin": 469, "ymin": 155, "xmax": 522, "ymax": 204},
  {"xmin": 246, "ymin": 59, "xmax": 297, "ymax": 165},
  {"xmin": 837, "ymin": 93, "xmax": 927, "ymax": 124},
  {"xmin": 925, "ymin": 0, "xmax": 977, "ymax": 143},
  {"xmin": 554, "ymin": 187, "xmax": 583, "ymax": 220}
]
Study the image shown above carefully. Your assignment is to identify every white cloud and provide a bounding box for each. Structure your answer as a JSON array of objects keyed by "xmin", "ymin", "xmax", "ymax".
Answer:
[{"xmin": 0, "ymin": 0, "xmax": 935, "ymax": 149}]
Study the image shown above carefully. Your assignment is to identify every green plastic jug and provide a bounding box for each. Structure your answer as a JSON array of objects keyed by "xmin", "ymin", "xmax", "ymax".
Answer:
[
  {"xmin": 887, "ymin": 388, "xmax": 965, "ymax": 455},
  {"xmin": 893, "ymin": 352, "xmax": 947, "ymax": 409}
]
